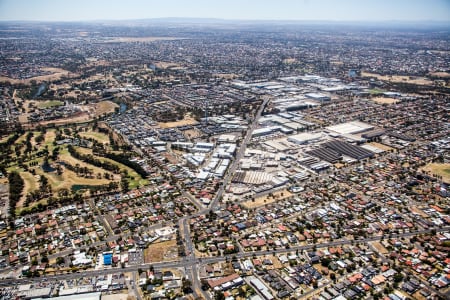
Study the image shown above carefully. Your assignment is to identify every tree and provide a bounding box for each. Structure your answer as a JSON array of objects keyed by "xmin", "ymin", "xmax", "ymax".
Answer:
[
  {"xmin": 56, "ymin": 257, "xmax": 65, "ymax": 265},
  {"xmin": 120, "ymin": 177, "xmax": 129, "ymax": 193},
  {"xmin": 214, "ymin": 291, "xmax": 225, "ymax": 300},
  {"xmin": 182, "ymin": 278, "xmax": 192, "ymax": 293}
]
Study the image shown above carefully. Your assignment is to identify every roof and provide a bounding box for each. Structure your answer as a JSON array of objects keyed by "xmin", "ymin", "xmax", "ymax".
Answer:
[
  {"xmin": 207, "ymin": 273, "xmax": 240, "ymax": 288},
  {"xmin": 36, "ymin": 292, "xmax": 101, "ymax": 300}
]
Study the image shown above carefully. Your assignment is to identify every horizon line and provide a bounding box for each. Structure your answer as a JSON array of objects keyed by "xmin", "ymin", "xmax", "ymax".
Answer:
[{"xmin": 1, "ymin": 17, "xmax": 449, "ymax": 24}]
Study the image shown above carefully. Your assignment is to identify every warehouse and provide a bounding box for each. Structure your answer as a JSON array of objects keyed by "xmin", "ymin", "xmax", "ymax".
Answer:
[{"xmin": 288, "ymin": 132, "xmax": 323, "ymax": 145}]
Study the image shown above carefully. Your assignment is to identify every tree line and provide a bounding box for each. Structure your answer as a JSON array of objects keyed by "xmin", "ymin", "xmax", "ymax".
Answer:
[
  {"xmin": 8, "ymin": 171, "xmax": 24, "ymax": 222},
  {"xmin": 67, "ymin": 145, "xmax": 147, "ymax": 178},
  {"xmin": 67, "ymin": 145, "xmax": 121, "ymax": 174}
]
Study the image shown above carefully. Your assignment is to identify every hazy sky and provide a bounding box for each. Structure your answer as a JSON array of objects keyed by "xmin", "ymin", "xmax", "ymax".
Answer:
[{"xmin": 0, "ymin": 0, "xmax": 449, "ymax": 22}]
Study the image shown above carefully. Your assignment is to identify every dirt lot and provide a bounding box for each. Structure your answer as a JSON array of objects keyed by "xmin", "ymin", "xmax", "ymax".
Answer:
[
  {"xmin": 101, "ymin": 294, "xmax": 133, "ymax": 300},
  {"xmin": 410, "ymin": 206, "xmax": 429, "ymax": 218},
  {"xmin": 32, "ymin": 101, "xmax": 117, "ymax": 127},
  {"xmin": 430, "ymin": 71, "xmax": 450, "ymax": 78},
  {"xmin": 361, "ymin": 72, "xmax": 433, "ymax": 86},
  {"xmin": 184, "ymin": 129, "xmax": 202, "ymax": 139},
  {"xmin": 144, "ymin": 240, "xmax": 178, "ymax": 263},
  {"xmin": 372, "ymin": 97, "xmax": 398, "ymax": 104},
  {"xmin": 154, "ymin": 61, "xmax": 184, "ymax": 69},
  {"xmin": 38, "ymin": 112, "xmax": 91, "ymax": 127},
  {"xmin": 370, "ymin": 241, "xmax": 389, "ymax": 255},
  {"xmin": 158, "ymin": 116, "xmax": 198, "ymax": 128},
  {"xmin": 264, "ymin": 255, "xmax": 283, "ymax": 270},
  {"xmin": 368, "ymin": 142, "xmax": 394, "ymax": 151},
  {"xmin": 93, "ymin": 100, "xmax": 119, "ymax": 117},
  {"xmin": 420, "ymin": 163, "xmax": 450, "ymax": 184},
  {"xmin": 242, "ymin": 189, "xmax": 293, "ymax": 209}
]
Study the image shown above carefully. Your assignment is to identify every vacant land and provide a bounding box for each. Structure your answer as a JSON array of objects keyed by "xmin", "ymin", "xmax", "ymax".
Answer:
[
  {"xmin": 369, "ymin": 142, "xmax": 394, "ymax": 151},
  {"xmin": 263, "ymin": 255, "xmax": 283, "ymax": 270},
  {"xmin": 37, "ymin": 100, "xmax": 64, "ymax": 109},
  {"xmin": 430, "ymin": 71, "xmax": 450, "ymax": 78},
  {"xmin": 362, "ymin": 72, "xmax": 433, "ymax": 86},
  {"xmin": 144, "ymin": 240, "xmax": 177, "ymax": 263},
  {"xmin": 242, "ymin": 189, "xmax": 293, "ymax": 209},
  {"xmin": 184, "ymin": 129, "xmax": 202, "ymax": 139},
  {"xmin": 79, "ymin": 130, "xmax": 110, "ymax": 144},
  {"xmin": 101, "ymin": 294, "xmax": 131, "ymax": 300},
  {"xmin": 38, "ymin": 112, "xmax": 90, "ymax": 126},
  {"xmin": 0, "ymin": 67, "xmax": 77, "ymax": 84},
  {"xmin": 372, "ymin": 97, "xmax": 398, "ymax": 104},
  {"xmin": 368, "ymin": 88, "xmax": 387, "ymax": 95},
  {"xmin": 420, "ymin": 163, "xmax": 450, "ymax": 184},
  {"xmin": 158, "ymin": 115, "xmax": 198, "ymax": 128},
  {"xmin": 93, "ymin": 100, "xmax": 119, "ymax": 117},
  {"xmin": 370, "ymin": 241, "xmax": 389, "ymax": 255}
]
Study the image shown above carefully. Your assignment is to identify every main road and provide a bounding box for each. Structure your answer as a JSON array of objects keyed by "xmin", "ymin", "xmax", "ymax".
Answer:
[{"xmin": 3, "ymin": 227, "xmax": 449, "ymax": 291}]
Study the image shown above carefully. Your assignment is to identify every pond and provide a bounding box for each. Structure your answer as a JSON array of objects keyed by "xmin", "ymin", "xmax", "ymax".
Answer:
[
  {"xmin": 41, "ymin": 163, "xmax": 55, "ymax": 173},
  {"xmin": 119, "ymin": 102, "xmax": 127, "ymax": 113},
  {"xmin": 33, "ymin": 83, "xmax": 47, "ymax": 99},
  {"xmin": 71, "ymin": 184, "xmax": 102, "ymax": 192}
]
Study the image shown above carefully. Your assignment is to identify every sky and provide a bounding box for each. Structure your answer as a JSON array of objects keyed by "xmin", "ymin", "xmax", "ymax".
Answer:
[{"xmin": 0, "ymin": 0, "xmax": 449, "ymax": 22}]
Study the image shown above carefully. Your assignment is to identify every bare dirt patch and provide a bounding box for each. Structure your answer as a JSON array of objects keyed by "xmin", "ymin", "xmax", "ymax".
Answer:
[
  {"xmin": 410, "ymin": 206, "xmax": 428, "ymax": 218},
  {"xmin": 184, "ymin": 129, "xmax": 202, "ymax": 139},
  {"xmin": 242, "ymin": 189, "xmax": 293, "ymax": 209},
  {"xmin": 368, "ymin": 142, "xmax": 394, "ymax": 151},
  {"xmin": 154, "ymin": 61, "xmax": 183, "ymax": 69},
  {"xmin": 430, "ymin": 72, "xmax": 450, "ymax": 78},
  {"xmin": 264, "ymin": 255, "xmax": 283, "ymax": 270},
  {"xmin": 37, "ymin": 112, "xmax": 91, "ymax": 127},
  {"xmin": 158, "ymin": 116, "xmax": 198, "ymax": 128},
  {"xmin": 361, "ymin": 72, "xmax": 433, "ymax": 86},
  {"xmin": 372, "ymin": 97, "xmax": 398, "ymax": 104},
  {"xmin": 370, "ymin": 241, "xmax": 389, "ymax": 255},
  {"xmin": 144, "ymin": 240, "xmax": 178, "ymax": 263},
  {"xmin": 101, "ymin": 294, "xmax": 132, "ymax": 300},
  {"xmin": 93, "ymin": 100, "xmax": 119, "ymax": 117},
  {"xmin": 420, "ymin": 163, "xmax": 450, "ymax": 184}
]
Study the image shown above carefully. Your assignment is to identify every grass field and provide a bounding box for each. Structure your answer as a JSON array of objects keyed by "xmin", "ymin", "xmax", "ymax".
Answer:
[
  {"xmin": 420, "ymin": 163, "xmax": 450, "ymax": 184},
  {"xmin": 37, "ymin": 100, "xmax": 64, "ymax": 109},
  {"xmin": 144, "ymin": 240, "xmax": 178, "ymax": 263},
  {"xmin": 73, "ymin": 148, "xmax": 148, "ymax": 188},
  {"xmin": 362, "ymin": 72, "xmax": 433, "ymax": 86},
  {"xmin": 79, "ymin": 130, "xmax": 110, "ymax": 144},
  {"xmin": 93, "ymin": 100, "xmax": 118, "ymax": 117},
  {"xmin": 18, "ymin": 171, "xmax": 39, "ymax": 207},
  {"xmin": 7, "ymin": 124, "xmax": 149, "ymax": 212},
  {"xmin": 368, "ymin": 88, "xmax": 387, "ymax": 95}
]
